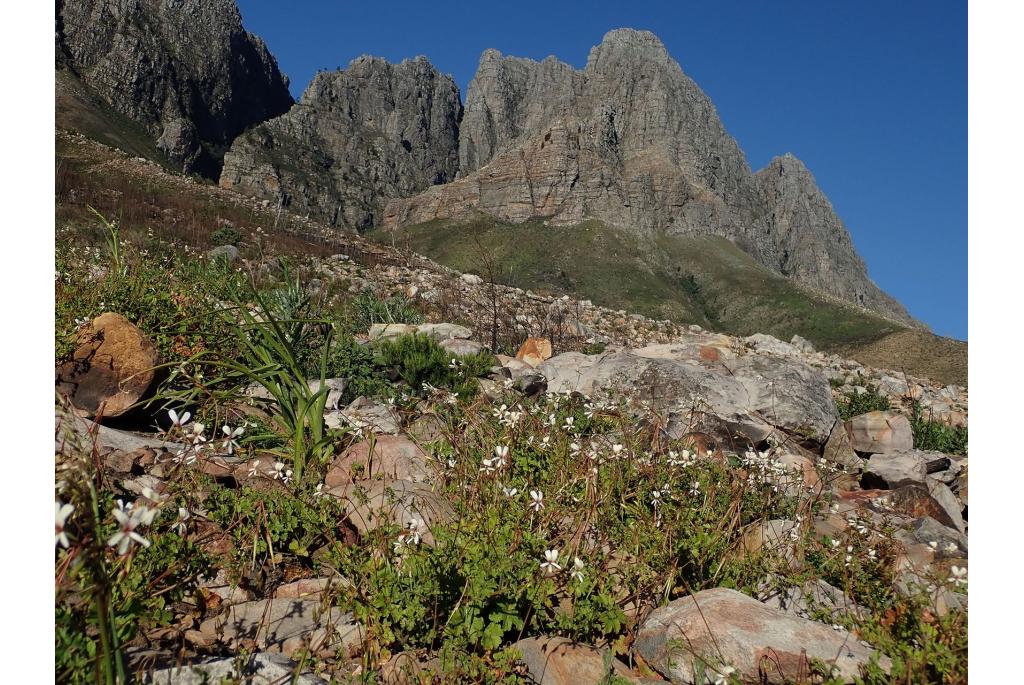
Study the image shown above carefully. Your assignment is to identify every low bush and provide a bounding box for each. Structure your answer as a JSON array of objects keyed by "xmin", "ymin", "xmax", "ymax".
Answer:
[
  {"xmin": 836, "ymin": 384, "xmax": 891, "ymax": 420},
  {"xmin": 373, "ymin": 333, "xmax": 495, "ymax": 399}
]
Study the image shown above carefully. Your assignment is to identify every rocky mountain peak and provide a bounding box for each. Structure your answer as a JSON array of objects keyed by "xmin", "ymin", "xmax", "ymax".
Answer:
[
  {"xmin": 755, "ymin": 153, "xmax": 915, "ymax": 323},
  {"xmin": 586, "ymin": 28, "xmax": 673, "ymax": 68},
  {"xmin": 56, "ymin": 0, "xmax": 293, "ymax": 177},
  {"xmin": 220, "ymin": 54, "xmax": 462, "ymax": 230}
]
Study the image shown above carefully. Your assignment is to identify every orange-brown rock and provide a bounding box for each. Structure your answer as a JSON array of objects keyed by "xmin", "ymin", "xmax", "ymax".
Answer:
[
  {"xmin": 515, "ymin": 336, "xmax": 553, "ymax": 368},
  {"xmin": 56, "ymin": 313, "xmax": 161, "ymax": 418}
]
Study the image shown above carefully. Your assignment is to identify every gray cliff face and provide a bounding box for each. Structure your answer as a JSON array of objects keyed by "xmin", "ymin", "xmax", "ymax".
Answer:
[
  {"xmin": 755, "ymin": 154, "xmax": 915, "ymax": 323},
  {"xmin": 393, "ymin": 29, "xmax": 775, "ymax": 263},
  {"xmin": 220, "ymin": 56, "xmax": 462, "ymax": 230},
  {"xmin": 385, "ymin": 29, "xmax": 916, "ymax": 325},
  {"xmin": 57, "ymin": 0, "xmax": 294, "ymax": 177}
]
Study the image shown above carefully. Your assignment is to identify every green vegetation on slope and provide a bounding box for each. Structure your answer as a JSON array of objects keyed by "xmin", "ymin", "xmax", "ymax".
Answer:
[{"xmin": 387, "ymin": 216, "xmax": 901, "ymax": 351}]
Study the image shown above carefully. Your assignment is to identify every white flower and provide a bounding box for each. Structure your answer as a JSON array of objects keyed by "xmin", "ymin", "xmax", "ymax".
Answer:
[
  {"xmin": 571, "ymin": 557, "xmax": 585, "ymax": 582},
  {"xmin": 529, "ymin": 490, "xmax": 545, "ymax": 511},
  {"xmin": 563, "ymin": 416, "xmax": 575, "ymax": 431},
  {"xmin": 493, "ymin": 445, "xmax": 509, "ymax": 465},
  {"xmin": 501, "ymin": 484, "xmax": 519, "ymax": 498},
  {"xmin": 539, "ymin": 436, "xmax": 551, "ymax": 450},
  {"xmin": 247, "ymin": 459, "xmax": 262, "ymax": 478},
  {"xmin": 611, "ymin": 444, "xmax": 624, "ymax": 456},
  {"xmin": 650, "ymin": 490, "xmax": 663, "ymax": 507},
  {"xmin": 107, "ymin": 506, "xmax": 154, "ymax": 555},
  {"xmin": 270, "ymin": 461, "xmax": 293, "ymax": 483},
  {"xmin": 172, "ymin": 507, "xmax": 190, "ymax": 535},
  {"xmin": 398, "ymin": 518, "xmax": 423, "ymax": 546},
  {"xmin": 950, "ymin": 565, "xmax": 967, "ymax": 586},
  {"xmin": 221, "ymin": 425, "xmax": 244, "ymax": 454},
  {"xmin": 713, "ymin": 665, "xmax": 736, "ymax": 685},
  {"xmin": 540, "ymin": 548, "xmax": 561, "ymax": 575},
  {"xmin": 55, "ymin": 501, "xmax": 74, "ymax": 548},
  {"xmin": 189, "ymin": 422, "xmax": 207, "ymax": 445},
  {"xmin": 689, "ymin": 480, "xmax": 701, "ymax": 497},
  {"xmin": 167, "ymin": 408, "xmax": 191, "ymax": 429}
]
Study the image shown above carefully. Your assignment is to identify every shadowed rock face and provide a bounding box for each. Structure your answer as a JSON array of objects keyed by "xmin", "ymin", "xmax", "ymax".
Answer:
[
  {"xmin": 220, "ymin": 56, "xmax": 462, "ymax": 231},
  {"xmin": 755, "ymin": 153, "xmax": 915, "ymax": 323},
  {"xmin": 56, "ymin": 0, "xmax": 294, "ymax": 177}
]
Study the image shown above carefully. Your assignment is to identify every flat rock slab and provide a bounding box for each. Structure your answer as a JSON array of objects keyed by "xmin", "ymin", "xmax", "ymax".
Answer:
[
  {"xmin": 325, "ymin": 434, "xmax": 434, "ymax": 487},
  {"xmin": 144, "ymin": 652, "xmax": 327, "ymax": 684},
  {"xmin": 513, "ymin": 636, "xmax": 642, "ymax": 684},
  {"xmin": 198, "ymin": 599, "xmax": 362, "ymax": 658},
  {"xmin": 326, "ymin": 396, "xmax": 401, "ymax": 434},
  {"xmin": 539, "ymin": 347, "xmax": 837, "ymax": 443},
  {"xmin": 634, "ymin": 588, "xmax": 889, "ymax": 684},
  {"xmin": 845, "ymin": 411, "xmax": 913, "ymax": 454}
]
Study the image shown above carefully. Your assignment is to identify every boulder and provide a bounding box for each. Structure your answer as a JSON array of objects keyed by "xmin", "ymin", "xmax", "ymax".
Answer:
[
  {"xmin": 863, "ymin": 451, "xmax": 928, "ymax": 489},
  {"xmin": 368, "ymin": 323, "xmax": 418, "ymax": 341},
  {"xmin": 760, "ymin": 578, "xmax": 863, "ymax": 622},
  {"xmin": 899, "ymin": 516, "xmax": 968, "ymax": 558},
  {"xmin": 326, "ymin": 479, "xmax": 453, "ymax": 546},
  {"xmin": 845, "ymin": 411, "xmax": 913, "ymax": 454},
  {"xmin": 416, "ymin": 322, "xmax": 473, "ymax": 340},
  {"xmin": 56, "ymin": 313, "xmax": 161, "ymax": 418},
  {"xmin": 325, "ymin": 397, "xmax": 401, "ymax": 435},
  {"xmin": 460, "ymin": 273, "xmax": 483, "ymax": 285},
  {"xmin": 745, "ymin": 333, "xmax": 800, "ymax": 357},
  {"xmin": 324, "ymin": 435, "xmax": 434, "ymax": 487},
  {"xmin": 790, "ymin": 335, "xmax": 815, "ymax": 353},
  {"xmin": 513, "ymin": 637, "xmax": 640, "ymax": 684},
  {"xmin": 207, "ymin": 244, "xmax": 240, "ymax": 264},
  {"xmin": 439, "ymin": 338, "xmax": 485, "ymax": 356},
  {"xmin": 144, "ymin": 652, "xmax": 327, "ymax": 685},
  {"xmin": 822, "ymin": 419, "xmax": 862, "ymax": 470},
  {"xmin": 198, "ymin": 599, "xmax": 362, "ymax": 657},
  {"xmin": 539, "ymin": 347, "xmax": 838, "ymax": 444},
  {"xmin": 516, "ymin": 337, "xmax": 553, "ymax": 367},
  {"xmin": 634, "ymin": 588, "xmax": 889, "ymax": 684}
]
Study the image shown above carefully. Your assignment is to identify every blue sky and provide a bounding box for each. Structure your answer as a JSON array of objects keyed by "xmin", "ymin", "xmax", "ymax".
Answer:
[{"xmin": 237, "ymin": 1, "xmax": 967, "ymax": 340}]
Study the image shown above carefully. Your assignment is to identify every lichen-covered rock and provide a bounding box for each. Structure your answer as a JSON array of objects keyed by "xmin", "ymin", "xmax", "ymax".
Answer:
[
  {"xmin": 57, "ymin": 0, "xmax": 293, "ymax": 176},
  {"xmin": 221, "ymin": 56, "xmax": 461, "ymax": 230}
]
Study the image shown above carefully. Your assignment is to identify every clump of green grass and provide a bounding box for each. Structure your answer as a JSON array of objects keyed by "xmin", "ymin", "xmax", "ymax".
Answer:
[
  {"xmin": 911, "ymin": 403, "xmax": 968, "ymax": 456},
  {"xmin": 373, "ymin": 332, "xmax": 496, "ymax": 399},
  {"xmin": 836, "ymin": 384, "xmax": 892, "ymax": 421}
]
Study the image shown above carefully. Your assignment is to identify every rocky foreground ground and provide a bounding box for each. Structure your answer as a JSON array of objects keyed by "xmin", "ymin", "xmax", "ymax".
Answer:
[{"xmin": 55, "ymin": 225, "xmax": 967, "ymax": 683}]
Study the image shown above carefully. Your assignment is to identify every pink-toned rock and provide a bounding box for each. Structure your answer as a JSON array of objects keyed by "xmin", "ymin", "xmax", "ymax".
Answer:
[
  {"xmin": 324, "ymin": 435, "xmax": 433, "ymax": 487},
  {"xmin": 634, "ymin": 588, "xmax": 889, "ymax": 684},
  {"xmin": 513, "ymin": 637, "xmax": 642, "ymax": 684},
  {"xmin": 845, "ymin": 411, "xmax": 913, "ymax": 454}
]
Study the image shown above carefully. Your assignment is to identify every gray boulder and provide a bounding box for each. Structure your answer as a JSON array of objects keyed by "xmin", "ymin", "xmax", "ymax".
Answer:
[{"xmin": 144, "ymin": 652, "xmax": 326, "ymax": 684}]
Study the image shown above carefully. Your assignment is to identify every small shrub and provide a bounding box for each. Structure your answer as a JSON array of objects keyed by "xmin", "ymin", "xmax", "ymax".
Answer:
[
  {"xmin": 347, "ymin": 289, "xmax": 423, "ymax": 332},
  {"xmin": 373, "ymin": 333, "xmax": 495, "ymax": 398},
  {"xmin": 836, "ymin": 384, "xmax": 891, "ymax": 420},
  {"xmin": 210, "ymin": 226, "xmax": 242, "ymax": 246},
  {"xmin": 911, "ymin": 403, "xmax": 968, "ymax": 455}
]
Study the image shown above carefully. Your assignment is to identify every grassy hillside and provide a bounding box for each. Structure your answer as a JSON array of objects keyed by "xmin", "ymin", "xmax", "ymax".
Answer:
[
  {"xmin": 56, "ymin": 68, "xmax": 174, "ymax": 171},
  {"xmin": 386, "ymin": 217, "xmax": 901, "ymax": 347}
]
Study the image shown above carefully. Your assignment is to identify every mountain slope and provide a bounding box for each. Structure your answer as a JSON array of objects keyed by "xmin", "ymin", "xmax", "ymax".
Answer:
[
  {"xmin": 56, "ymin": 0, "xmax": 293, "ymax": 177},
  {"xmin": 219, "ymin": 56, "xmax": 463, "ymax": 230},
  {"xmin": 390, "ymin": 216, "xmax": 907, "ymax": 350}
]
